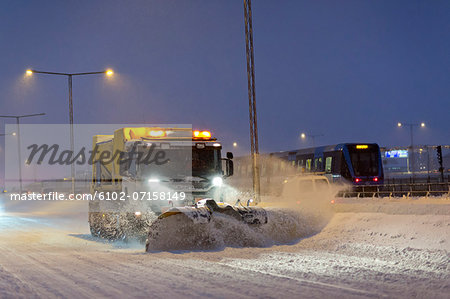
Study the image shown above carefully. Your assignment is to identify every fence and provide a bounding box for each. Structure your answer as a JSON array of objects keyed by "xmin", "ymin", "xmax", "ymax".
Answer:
[{"xmin": 338, "ymin": 181, "xmax": 450, "ymax": 198}]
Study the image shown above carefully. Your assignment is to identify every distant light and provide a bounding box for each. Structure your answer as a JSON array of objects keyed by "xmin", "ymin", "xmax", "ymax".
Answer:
[
  {"xmin": 355, "ymin": 178, "xmax": 361, "ymax": 183},
  {"xmin": 148, "ymin": 178, "xmax": 160, "ymax": 183},
  {"xmin": 106, "ymin": 69, "xmax": 114, "ymax": 76},
  {"xmin": 356, "ymin": 145, "xmax": 368, "ymax": 149},
  {"xmin": 134, "ymin": 211, "xmax": 142, "ymax": 216},
  {"xmin": 213, "ymin": 143, "xmax": 221, "ymax": 147},
  {"xmin": 397, "ymin": 122, "xmax": 402, "ymax": 127},
  {"xmin": 233, "ymin": 142, "xmax": 237, "ymax": 147},
  {"xmin": 420, "ymin": 122, "xmax": 425, "ymax": 127},
  {"xmin": 300, "ymin": 133, "xmax": 306, "ymax": 139},
  {"xmin": 12, "ymin": 132, "xmax": 16, "ymax": 136},
  {"xmin": 26, "ymin": 70, "xmax": 33, "ymax": 76},
  {"xmin": 373, "ymin": 177, "xmax": 378, "ymax": 182}
]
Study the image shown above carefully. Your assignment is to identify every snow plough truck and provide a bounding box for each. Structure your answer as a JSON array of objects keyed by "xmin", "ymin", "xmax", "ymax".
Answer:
[{"xmin": 88, "ymin": 127, "xmax": 267, "ymax": 243}]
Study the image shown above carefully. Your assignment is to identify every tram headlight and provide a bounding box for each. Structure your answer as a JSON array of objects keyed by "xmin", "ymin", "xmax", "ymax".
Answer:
[{"xmin": 212, "ymin": 177, "xmax": 223, "ymax": 187}]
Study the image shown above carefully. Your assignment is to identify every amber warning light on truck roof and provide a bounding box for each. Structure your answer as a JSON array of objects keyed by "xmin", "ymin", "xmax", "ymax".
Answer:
[
  {"xmin": 356, "ymin": 145, "xmax": 368, "ymax": 149},
  {"xmin": 193, "ymin": 130, "xmax": 211, "ymax": 139}
]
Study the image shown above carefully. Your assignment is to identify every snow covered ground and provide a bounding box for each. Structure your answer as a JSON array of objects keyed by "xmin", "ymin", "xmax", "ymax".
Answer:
[{"xmin": 0, "ymin": 196, "xmax": 449, "ymax": 298}]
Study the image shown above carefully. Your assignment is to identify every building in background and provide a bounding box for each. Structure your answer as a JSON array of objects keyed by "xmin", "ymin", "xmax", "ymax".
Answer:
[{"xmin": 381, "ymin": 145, "xmax": 449, "ymax": 178}]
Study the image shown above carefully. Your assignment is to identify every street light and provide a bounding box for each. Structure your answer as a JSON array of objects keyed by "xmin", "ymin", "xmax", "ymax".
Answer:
[
  {"xmin": 233, "ymin": 142, "xmax": 237, "ymax": 147},
  {"xmin": 397, "ymin": 121, "xmax": 426, "ymax": 174},
  {"xmin": 300, "ymin": 132, "xmax": 324, "ymax": 147},
  {"xmin": 26, "ymin": 68, "xmax": 114, "ymax": 194},
  {"xmin": 0, "ymin": 113, "xmax": 46, "ymax": 193}
]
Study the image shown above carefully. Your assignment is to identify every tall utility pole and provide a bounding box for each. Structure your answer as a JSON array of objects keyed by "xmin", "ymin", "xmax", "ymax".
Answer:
[
  {"xmin": 243, "ymin": 0, "xmax": 260, "ymax": 203},
  {"xmin": 0, "ymin": 113, "xmax": 46, "ymax": 193}
]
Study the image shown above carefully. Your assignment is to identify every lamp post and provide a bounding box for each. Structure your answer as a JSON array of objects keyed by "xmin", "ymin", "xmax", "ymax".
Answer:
[
  {"xmin": 397, "ymin": 122, "xmax": 425, "ymax": 174},
  {"xmin": 300, "ymin": 132, "xmax": 324, "ymax": 147},
  {"xmin": 26, "ymin": 69, "xmax": 114, "ymax": 194},
  {"xmin": 0, "ymin": 114, "xmax": 46, "ymax": 193}
]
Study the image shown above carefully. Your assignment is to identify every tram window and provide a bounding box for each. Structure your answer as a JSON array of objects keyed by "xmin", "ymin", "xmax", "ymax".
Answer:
[
  {"xmin": 333, "ymin": 152, "xmax": 342, "ymax": 173},
  {"xmin": 306, "ymin": 159, "xmax": 312, "ymax": 171},
  {"xmin": 314, "ymin": 158, "xmax": 320, "ymax": 171},
  {"xmin": 325, "ymin": 157, "xmax": 332, "ymax": 173}
]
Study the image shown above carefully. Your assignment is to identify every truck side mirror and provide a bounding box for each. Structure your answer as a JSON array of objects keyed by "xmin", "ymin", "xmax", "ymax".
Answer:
[
  {"xmin": 226, "ymin": 152, "xmax": 233, "ymax": 159},
  {"xmin": 227, "ymin": 160, "xmax": 234, "ymax": 177}
]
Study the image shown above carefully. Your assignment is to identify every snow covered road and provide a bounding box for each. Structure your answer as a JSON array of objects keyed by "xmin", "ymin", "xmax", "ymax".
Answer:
[{"xmin": 0, "ymin": 198, "xmax": 449, "ymax": 298}]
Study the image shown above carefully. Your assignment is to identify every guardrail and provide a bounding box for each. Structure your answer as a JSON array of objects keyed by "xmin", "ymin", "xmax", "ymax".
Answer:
[{"xmin": 338, "ymin": 182, "xmax": 450, "ymax": 198}]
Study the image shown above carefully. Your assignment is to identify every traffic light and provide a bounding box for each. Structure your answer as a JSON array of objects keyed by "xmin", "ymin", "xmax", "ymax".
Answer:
[{"xmin": 437, "ymin": 146, "xmax": 443, "ymax": 166}]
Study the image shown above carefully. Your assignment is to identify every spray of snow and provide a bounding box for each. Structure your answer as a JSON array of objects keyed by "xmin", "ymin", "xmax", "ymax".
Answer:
[{"xmin": 146, "ymin": 173, "xmax": 341, "ymax": 251}]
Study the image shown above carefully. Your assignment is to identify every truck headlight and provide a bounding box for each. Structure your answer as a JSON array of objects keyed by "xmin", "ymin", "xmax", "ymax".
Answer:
[{"xmin": 212, "ymin": 177, "xmax": 223, "ymax": 187}]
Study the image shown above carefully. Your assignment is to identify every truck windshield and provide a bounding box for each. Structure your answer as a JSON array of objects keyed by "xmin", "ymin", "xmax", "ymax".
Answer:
[
  {"xmin": 192, "ymin": 147, "xmax": 221, "ymax": 178},
  {"xmin": 139, "ymin": 148, "xmax": 191, "ymax": 180},
  {"xmin": 138, "ymin": 147, "xmax": 221, "ymax": 180}
]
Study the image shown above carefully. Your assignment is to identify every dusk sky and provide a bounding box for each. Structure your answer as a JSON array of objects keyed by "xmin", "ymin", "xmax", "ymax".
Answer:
[{"xmin": 1, "ymin": 0, "xmax": 449, "ymax": 158}]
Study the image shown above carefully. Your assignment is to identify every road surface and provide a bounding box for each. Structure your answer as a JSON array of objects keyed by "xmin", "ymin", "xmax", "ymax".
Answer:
[{"xmin": 0, "ymin": 197, "xmax": 449, "ymax": 298}]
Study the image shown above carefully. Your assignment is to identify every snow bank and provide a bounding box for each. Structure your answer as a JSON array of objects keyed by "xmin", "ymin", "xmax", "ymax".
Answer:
[{"xmin": 301, "ymin": 212, "xmax": 450, "ymax": 251}]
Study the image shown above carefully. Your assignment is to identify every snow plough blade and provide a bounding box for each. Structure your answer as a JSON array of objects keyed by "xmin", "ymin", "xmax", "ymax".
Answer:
[{"xmin": 145, "ymin": 199, "xmax": 268, "ymax": 251}]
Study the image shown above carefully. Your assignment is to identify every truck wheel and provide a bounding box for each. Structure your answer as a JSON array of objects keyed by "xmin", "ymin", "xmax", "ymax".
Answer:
[
  {"xmin": 89, "ymin": 213, "xmax": 102, "ymax": 237},
  {"xmin": 101, "ymin": 214, "xmax": 126, "ymax": 240}
]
